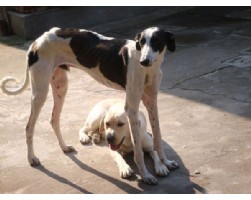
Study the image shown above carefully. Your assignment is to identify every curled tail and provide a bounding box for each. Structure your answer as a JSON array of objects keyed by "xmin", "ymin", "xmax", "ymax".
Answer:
[{"xmin": 1, "ymin": 65, "xmax": 29, "ymax": 95}]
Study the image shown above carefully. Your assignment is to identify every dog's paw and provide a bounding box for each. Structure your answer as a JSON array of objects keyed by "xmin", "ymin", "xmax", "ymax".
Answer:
[
  {"xmin": 92, "ymin": 133, "xmax": 101, "ymax": 144},
  {"xmin": 62, "ymin": 145, "xmax": 76, "ymax": 153},
  {"xmin": 79, "ymin": 132, "xmax": 91, "ymax": 144},
  {"xmin": 142, "ymin": 173, "xmax": 158, "ymax": 185},
  {"xmin": 163, "ymin": 159, "xmax": 179, "ymax": 170},
  {"xmin": 155, "ymin": 162, "xmax": 169, "ymax": 177},
  {"xmin": 28, "ymin": 156, "xmax": 40, "ymax": 167},
  {"xmin": 120, "ymin": 164, "xmax": 134, "ymax": 179}
]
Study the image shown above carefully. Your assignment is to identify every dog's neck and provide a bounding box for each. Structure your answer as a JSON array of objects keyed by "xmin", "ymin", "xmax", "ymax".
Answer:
[
  {"xmin": 118, "ymin": 136, "xmax": 133, "ymax": 153},
  {"xmin": 143, "ymin": 48, "xmax": 166, "ymax": 86}
]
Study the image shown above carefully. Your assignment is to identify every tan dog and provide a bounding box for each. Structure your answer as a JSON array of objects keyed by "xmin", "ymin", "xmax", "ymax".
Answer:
[{"xmin": 79, "ymin": 99, "xmax": 170, "ymax": 182}]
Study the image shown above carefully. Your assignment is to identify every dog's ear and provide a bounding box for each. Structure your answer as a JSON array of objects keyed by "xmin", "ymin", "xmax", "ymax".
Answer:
[
  {"xmin": 120, "ymin": 47, "xmax": 128, "ymax": 67},
  {"xmin": 135, "ymin": 32, "xmax": 141, "ymax": 51},
  {"xmin": 99, "ymin": 115, "xmax": 106, "ymax": 134},
  {"xmin": 166, "ymin": 31, "xmax": 176, "ymax": 52}
]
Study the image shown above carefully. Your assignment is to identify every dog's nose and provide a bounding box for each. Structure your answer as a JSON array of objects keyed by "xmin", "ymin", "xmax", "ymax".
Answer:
[
  {"xmin": 140, "ymin": 59, "xmax": 150, "ymax": 67},
  {"xmin": 106, "ymin": 133, "xmax": 115, "ymax": 144}
]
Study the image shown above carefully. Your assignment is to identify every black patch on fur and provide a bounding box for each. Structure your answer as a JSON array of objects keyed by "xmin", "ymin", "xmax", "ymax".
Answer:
[
  {"xmin": 56, "ymin": 28, "xmax": 128, "ymax": 88},
  {"xmin": 166, "ymin": 31, "xmax": 176, "ymax": 52},
  {"xmin": 150, "ymin": 29, "xmax": 176, "ymax": 53},
  {"xmin": 136, "ymin": 42, "xmax": 141, "ymax": 51},
  {"xmin": 135, "ymin": 32, "xmax": 141, "ymax": 51},
  {"xmin": 28, "ymin": 42, "xmax": 39, "ymax": 67},
  {"xmin": 28, "ymin": 50, "xmax": 38, "ymax": 67},
  {"xmin": 150, "ymin": 29, "xmax": 166, "ymax": 53},
  {"xmin": 140, "ymin": 37, "xmax": 146, "ymax": 46}
]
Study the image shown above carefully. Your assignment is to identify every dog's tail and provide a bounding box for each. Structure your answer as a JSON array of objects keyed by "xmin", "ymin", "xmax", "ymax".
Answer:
[{"xmin": 1, "ymin": 65, "xmax": 29, "ymax": 95}]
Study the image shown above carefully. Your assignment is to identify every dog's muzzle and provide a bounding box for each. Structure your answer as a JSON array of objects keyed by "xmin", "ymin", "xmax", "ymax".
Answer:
[
  {"xmin": 108, "ymin": 136, "xmax": 125, "ymax": 151},
  {"xmin": 106, "ymin": 133, "xmax": 115, "ymax": 144}
]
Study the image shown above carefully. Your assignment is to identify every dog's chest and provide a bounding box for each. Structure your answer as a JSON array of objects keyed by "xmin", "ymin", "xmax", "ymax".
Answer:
[
  {"xmin": 83, "ymin": 67, "xmax": 124, "ymax": 90},
  {"xmin": 119, "ymin": 143, "xmax": 133, "ymax": 154}
]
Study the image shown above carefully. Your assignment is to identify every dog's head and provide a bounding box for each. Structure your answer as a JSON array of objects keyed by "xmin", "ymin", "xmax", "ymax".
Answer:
[
  {"xmin": 99, "ymin": 103, "xmax": 130, "ymax": 151},
  {"xmin": 135, "ymin": 27, "xmax": 175, "ymax": 67}
]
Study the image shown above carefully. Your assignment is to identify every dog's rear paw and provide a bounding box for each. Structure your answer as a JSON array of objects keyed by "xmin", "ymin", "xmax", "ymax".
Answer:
[
  {"xmin": 28, "ymin": 156, "xmax": 40, "ymax": 166},
  {"xmin": 92, "ymin": 133, "xmax": 101, "ymax": 144},
  {"xmin": 155, "ymin": 162, "xmax": 169, "ymax": 177},
  {"xmin": 142, "ymin": 173, "xmax": 158, "ymax": 185},
  {"xmin": 120, "ymin": 164, "xmax": 134, "ymax": 179},
  {"xmin": 163, "ymin": 159, "xmax": 179, "ymax": 170},
  {"xmin": 79, "ymin": 132, "xmax": 91, "ymax": 144},
  {"xmin": 62, "ymin": 145, "xmax": 76, "ymax": 153}
]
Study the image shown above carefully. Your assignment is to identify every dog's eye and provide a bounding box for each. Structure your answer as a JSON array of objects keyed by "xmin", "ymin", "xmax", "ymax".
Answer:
[
  {"xmin": 106, "ymin": 122, "xmax": 110, "ymax": 127},
  {"xmin": 140, "ymin": 38, "xmax": 146, "ymax": 46},
  {"xmin": 117, "ymin": 122, "xmax": 125, "ymax": 127}
]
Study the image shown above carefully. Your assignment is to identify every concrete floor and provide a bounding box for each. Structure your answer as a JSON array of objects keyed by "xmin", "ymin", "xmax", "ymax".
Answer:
[{"xmin": 0, "ymin": 7, "xmax": 251, "ymax": 194}]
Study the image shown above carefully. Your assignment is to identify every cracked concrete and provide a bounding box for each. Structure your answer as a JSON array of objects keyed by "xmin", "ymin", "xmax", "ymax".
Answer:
[
  {"xmin": 171, "ymin": 65, "xmax": 251, "ymax": 104},
  {"xmin": 0, "ymin": 7, "xmax": 251, "ymax": 194}
]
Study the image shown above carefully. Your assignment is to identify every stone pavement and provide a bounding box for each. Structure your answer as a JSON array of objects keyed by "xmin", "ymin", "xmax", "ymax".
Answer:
[{"xmin": 0, "ymin": 7, "xmax": 251, "ymax": 194}]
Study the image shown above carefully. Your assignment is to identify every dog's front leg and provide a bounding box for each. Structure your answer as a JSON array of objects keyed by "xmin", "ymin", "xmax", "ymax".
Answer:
[
  {"xmin": 125, "ymin": 78, "xmax": 158, "ymax": 184},
  {"xmin": 110, "ymin": 150, "xmax": 134, "ymax": 179},
  {"xmin": 142, "ymin": 69, "xmax": 179, "ymax": 170}
]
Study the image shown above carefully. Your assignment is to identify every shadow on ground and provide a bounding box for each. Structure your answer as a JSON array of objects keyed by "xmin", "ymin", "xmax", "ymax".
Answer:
[
  {"xmin": 34, "ymin": 138, "xmax": 206, "ymax": 194},
  {"xmin": 134, "ymin": 140, "xmax": 207, "ymax": 193}
]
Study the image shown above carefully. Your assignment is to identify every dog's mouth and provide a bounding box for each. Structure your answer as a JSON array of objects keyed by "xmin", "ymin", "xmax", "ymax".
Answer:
[{"xmin": 109, "ymin": 136, "xmax": 125, "ymax": 151}]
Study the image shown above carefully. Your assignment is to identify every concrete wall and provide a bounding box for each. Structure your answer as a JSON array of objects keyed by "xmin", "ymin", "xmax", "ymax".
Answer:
[{"xmin": 8, "ymin": 7, "xmax": 187, "ymax": 39}]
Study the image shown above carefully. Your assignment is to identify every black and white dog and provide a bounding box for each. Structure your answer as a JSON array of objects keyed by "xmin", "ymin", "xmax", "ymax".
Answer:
[{"xmin": 1, "ymin": 27, "xmax": 179, "ymax": 184}]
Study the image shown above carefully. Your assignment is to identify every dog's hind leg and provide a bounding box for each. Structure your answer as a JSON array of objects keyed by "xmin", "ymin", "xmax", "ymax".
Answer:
[
  {"xmin": 50, "ymin": 67, "xmax": 75, "ymax": 153},
  {"xmin": 26, "ymin": 62, "xmax": 51, "ymax": 166},
  {"xmin": 79, "ymin": 103, "xmax": 107, "ymax": 144},
  {"xmin": 79, "ymin": 126, "xmax": 92, "ymax": 144}
]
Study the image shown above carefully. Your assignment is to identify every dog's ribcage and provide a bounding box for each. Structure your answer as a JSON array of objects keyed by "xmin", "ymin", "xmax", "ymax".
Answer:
[{"xmin": 33, "ymin": 28, "xmax": 130, "ymax": 90}]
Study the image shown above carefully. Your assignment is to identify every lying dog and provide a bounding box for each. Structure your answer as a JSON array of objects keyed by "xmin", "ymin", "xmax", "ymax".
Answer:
[
  {"xmin": 1, "ymin": 26, "xmax": 178, "ymax": 184},
  {"xmin": 79, "ymin": 99, "xmax": 169, "ymax": 181}
]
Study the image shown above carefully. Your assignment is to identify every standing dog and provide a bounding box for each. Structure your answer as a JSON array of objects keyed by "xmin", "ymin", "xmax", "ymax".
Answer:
[
  {"xmin": 79, "ymin": 98, "xmax": 170, "ymax": 183},
  {"xmin": 1, "ymin": 27, "xmax": 178, "ymax": 184}
]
